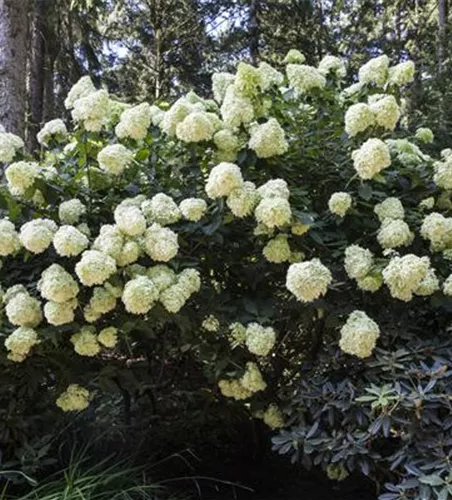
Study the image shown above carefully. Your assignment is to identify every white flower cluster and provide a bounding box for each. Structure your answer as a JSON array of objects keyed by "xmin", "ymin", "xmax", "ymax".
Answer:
[
  {"xmin": 286, "ymin": 258, "xmax": 332, "ymax": 302},
  {"xmin": 382, "ymin": 254, "xmax": 437, "ymax": 301},
  {"xmin": 220, "ymin": 84, "xmax": 255, "ymax": 128},
  {"xmin": 116, "ymin": 103, "xmax": 151, "ymax": 140},
  {"xmin": 420, "ymin": 212, "xmax": 452, "ymax": 252},
  {"xmin": 0, "ymin": 219, "xmax": 21, "ymax": 256},
  {"xmin": 388, "ymin": 61, "xmax": 415, "ymax": 86},
  {"xmin": 20, "ymin": 219, "xmax": 58, "ymax": 254},
  {"xmin": 202, "ymin": 315, "xmax": 220, "ymax": 332},
  {"xmin": 206, "ymin": 162, "xmax": 244, "ymax": 199},
  {"xmin": 142, "ymin": 193, "xmax": 181, "ymax": 225},
  {"xmin": 369, "ymin": 95, "xmax": 400, "ymax": 131},
  {"xmin": 38, "ymin": 264, "xmax": 79, "ymax": 303},
  {"xmin": 245, "ymin": 323, "xmax": 276, "ymax": 356},
  {"xmin": 144, "ymin": 223, "xmax": 178, "ymax": 262},
  {"xmin": 70, "ymin": 326, "xmax": 101, "ymax": 356},
  {"xmin": 176, "ymin": 112, "xmax": 215, "ymax": 143},
  {"xmin": 218, "ymin": 362, "xmax": 267, "ymax": 400},
  {"xmin": 374, "ymin": 197, "xmax": 405, "ymax": 222},
  {"xmin": 254, "ymin": 179, "xmax": 292, "ymax": 228},
  {"xmin": 72, "ymin": 89, "xmax": 111, "ymax": 132},
  {"xmin": 377, "ymin": 219, "xmax": 414, "ymax": 249},
  {"xmin": 98, "ymin": 144, "xmax": 134, "ymax": 175},
  {"xmin": 53, "ymin": 225, "xmax": 89, "ymax": 257},
  {"xmin": 283, "ymin": 49, "xmax": 305, "ymax": 64},
  {"xmin": 386, "ymin": 139, "xmax": 427, "ymax": 167},
  {"xmin": 358, "ymin": 55, "xmax": 389, "ymax": 86},
  {"xmin": 262, "ymin": 234, "xmax": 291, "ymax": 263},
  {"xmin": 212, "ymin": 72, "xmax": 235, "ymax": 102},
  {"xmin": 4, "ymin": 326, "xmax": 39, "ymax": 362},
  {"xmin": 75, "ymin": 250, "xmax": 117, "ymax": 286},
  {"xmin": 5, "ymin": 161, "xmax": 39, "ymax": 196},
  {"xmin": 318, "ymin": 55, "xmax": 346, "ymax": 77},
  {"xmin": 64, "ymin": 76, "xmax": 96, "ymax": 109},
  {"xmin": 226, "ymin": 181, "xmax": 259, "ymax": 218},
  {"xmin": 415, "ymin": 127, "xmax": 434, "ymax": 144},
  {"xmin": 262, "ymin": 404, "xmax": 285, "ymax": 429},
  {"xmin": 5, "ymin": 287, "xmax": 42, "ymax": 327},
  {"xmin": 258, "ymin": 62, "xmax": 284, "ymax": 90},
  {"xmin": 286, "ymin": 64, "xmax": 326, "ymax": 95},
  {"xmin": 433, "ymin": 156, "xmax": 452, "ymax": 190},
  {"xmin": 344, "ymin": 245, "xmax": 374, "ymax": 280},
  {"xmin": 59, "ymin": 199, "xmax": 86, "ymax": 225},
  {"xmin": 0, "ymin": 130, "xmax": 24, "ymax": 162},
  {"xmin": 56, "ymin": 384, "xmax": 90, "ymax": 412},
  {"xmin": 328, "ymin": 192, "xmax": 352, "ymax": 217},
  {"xmin": 37, "ymin": 119, "xmax": 68, "ymax": 146},
  {"xmin": 344, "ymin": 103, "xmax": 375, "ymax": 137},
  {"xmin": 248, "ymin": 118, "xmax": 288, "ymax": 158},
  {"xmin": 339, "ymin": 310, "xmax": 380, "ymax": 358},
  {"xmin": 179, "ymin": 198, "xmax": 207, "ymax": 222},
  {"xmin": 352, "ymin": 138, "xmax": 391, "ymax": 180}
]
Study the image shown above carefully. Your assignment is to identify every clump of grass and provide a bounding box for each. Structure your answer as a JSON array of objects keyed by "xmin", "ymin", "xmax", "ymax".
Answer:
[{"xmin": 2, "ymin": 442, "xmax": 185, "ymax": 500}]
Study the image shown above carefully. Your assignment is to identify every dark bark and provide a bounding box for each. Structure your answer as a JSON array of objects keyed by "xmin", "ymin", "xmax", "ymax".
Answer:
[
  {"xmin": 0, "ymin": 0, "xmax": 30, "ymax": 136},
  {"xmin": 28, "ymin": 0, "xmax": 46, "ymax": 151},
  {"xmin": 249, "ymin": 0, "xmax": 259, "ymax": 65}
]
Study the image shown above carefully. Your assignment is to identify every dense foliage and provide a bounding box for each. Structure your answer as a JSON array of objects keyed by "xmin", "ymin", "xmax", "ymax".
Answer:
[{"xmin": 2, "ymin": 49, "xmax": 452, "ymax": 499}]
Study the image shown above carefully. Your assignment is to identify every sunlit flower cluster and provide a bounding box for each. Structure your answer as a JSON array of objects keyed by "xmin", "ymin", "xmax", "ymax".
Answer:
[
  {"xmin": 286, "ymin": 259, "xmax": 332, "ymax": 302},
  {"xmin": 352, "ymin": 138, "xmax": 391, "ymax": 180},
  {"xmin": 339, "ymin": 310, "xmax": 380, "ymax": 358},
  {"xmin": 328, "ymin": 192, "xmax": 352, "ymax": 217},
  {"xmin": 56, "ymin": 384, "xmax": 90, "ymax": 412}
]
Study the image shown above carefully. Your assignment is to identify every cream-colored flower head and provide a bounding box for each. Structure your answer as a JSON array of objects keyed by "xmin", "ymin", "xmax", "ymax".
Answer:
[
  {"xmin": 382, "ymin": 254, "xmax": 431, "ymax": 301},
  {"xmin": 6, "ymin": 161, "xmax": 39, "ymax": 195},
  {"xmin": 98, "ymin": 144, "xmax": 134, "ymax": 175},
  {"xmin": 339, "ymin": 310, "xmax": 380, "ymax": 358},
  {"xmin": 388, "ymin": 61, "xmax": 415, "ymax": 86},
  {"xmin": 286, "ymin": 258, "xmax": 332, "ymax": 302},
  {"xmin": 98, "ymin": 327, "xmax": 118, "ymax": 348},
  {"xmin": 202, "ymin": 315, "xmax": 220, "ymax": 332},
  {"xmin": 328, "ymin": 192, "xmax": 352, "ymax": 217},
  {"xmin": 0, "ymin": 219, "xmax": 21, "ymax": 256},
  {"xmin": 206, "ymin": 162, "xmax": 244, "ymax": 199},
  {"xmin": 142, "ymin": 193, "xmax": 181, "ymax": 226},
  {"xmin": 176, "ymin": 112, "xmax": 215, "ymax": 143},
  {"xmin": 38, "ymin": 264, "xmax": 79, "ymax": 303},
  {"xmin": 59, "ymin": 199, "xmax": 86, "ymax": 225},
  {"xmin": 352, "ymin": 138, "xmax": 391, "ymax": 180},
  {"xmin": 377, "ymin": 219, "xmax": 414, "ymax": 249},
  {"xmin": 122, "ymin": 276, "xmax": 159, "ymax": 314},
  {"xmin": 56, "ymin": 384, "xmax": 90, "ymax": 412},
  {"xmin": 115, "ymin": 102, "xmax": 151, "ymax": 140},
  {"xmin": 263, "ymin": 234, "xmax": 291, "ymax": 263},
  {"xmin": 71, "ymin": 326, "xmax": 101, "ymax": 357},
  {"xmin": 53, "ymin": 225, "xmax": 89, "ymax": 257},
  {"xmin": 344, "ymin": 245, "xmax": 374, "ymax": 279},
  {"xmin": 344, "ymin": 103, "xmax": 375, "ymax": 137},
  {"xmin": 114, "ymin": 205, "xmax": 146, "ymax": 237},
  {"xmin": 374, "ymin": 197, "xmax": 405, "ymax": 222},
  {"xmin": 369, "ymin": 95, "xmax": 400, "ymax": 130},
  {"xmin": 358, "ymin": 55, "xmax": 389, "ymax": 85},
  {"xmin": 37, "ymin": 119, "xmax": 67, "ymax": 146},
  {"xmin": 20, "ymin": 219, "xmax": 58, "ymax": 254},
  {"xmin": 5, "ymin": 291, "xmax": 42, "ymax": 327},
  {"xmin": 227, "ymin": 181, "xmax": 260, "ymax": 218},
  {"xmin": 286, "ymin": 64, "xmax": 326, "ymax": 94},
  {"xmin": 5, "ymin": 327, "xmax": 39, "ymax": 361},
  {"xmin": 179, "ymin": 198, "xmax": 207, "ymax": 222},
  {"xmin": 245, "ymin": 323, "xmax": 276, "ymax": 356},
  {"xmin": 144, "ymin": 223, "xmax": 179, "ymax": 262},
  {"xmin": 75, "ymin": 250, "xmax": 117, "ymax": 287},
  {"xmin": 254, "ymin": 198, "xmax": 292, "ymax": 228},
  {"xmin": 248, "ymin": 118, "xmax": 288, "ymax": 158}
]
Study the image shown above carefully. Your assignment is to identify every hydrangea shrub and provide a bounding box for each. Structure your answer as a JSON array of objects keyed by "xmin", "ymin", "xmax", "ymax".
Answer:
[{"xmin": 0, "ymin": 51, "xmax": 451, "ymax": 498}]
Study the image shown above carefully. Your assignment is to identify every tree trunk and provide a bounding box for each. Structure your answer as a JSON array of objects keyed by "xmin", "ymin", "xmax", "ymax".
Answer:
[
  {"xmin": 249, "ymin": 0, "xmax": 259, "ymax": 65},
  {"xmin": 28, "ymin": 0, "xmax": 46, "ymax": 151},
  {"xmin": 0, "ymin": 0, "xmax": 30, "ymax": 136},
  {"xmin": 438, "ymin": 0, "xmax": 447, "ymax": 73}
]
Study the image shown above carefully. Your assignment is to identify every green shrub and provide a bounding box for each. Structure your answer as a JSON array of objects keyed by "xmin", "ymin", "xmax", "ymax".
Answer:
[{"xmin": 0, "ymin": 51, "xmax": 451, "ymax": 498}]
